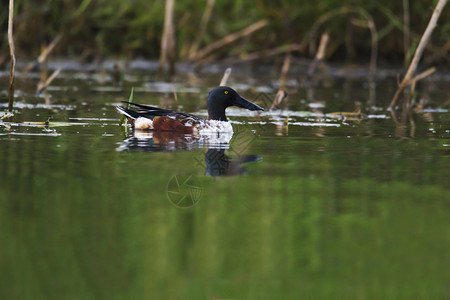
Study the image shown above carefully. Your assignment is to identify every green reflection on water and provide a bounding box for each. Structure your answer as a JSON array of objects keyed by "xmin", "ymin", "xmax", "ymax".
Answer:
[
  {"xmin": 1, "ymin": 65, "xmax": 449, "ymax": 298},
  {"xmin": 0, "ymin": 119, "xmax": 448, "ymax": 299}
]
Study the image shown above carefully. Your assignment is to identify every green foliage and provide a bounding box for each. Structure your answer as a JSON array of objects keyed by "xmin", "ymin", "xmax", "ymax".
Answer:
[{"xmin": 1, "ymin": 0, "xmax": 449, "ymax": 62}]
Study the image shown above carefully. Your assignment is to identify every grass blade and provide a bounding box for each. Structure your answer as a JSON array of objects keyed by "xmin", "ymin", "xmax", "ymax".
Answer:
[{"xmin": 119, "ymin": 87, "xmax": 134, "ymax": 126}]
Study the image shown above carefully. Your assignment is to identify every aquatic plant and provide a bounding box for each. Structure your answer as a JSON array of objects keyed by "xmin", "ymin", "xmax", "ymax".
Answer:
[{"xmin": 0, "ymin": 0, "xmax": 448, "ymax": 64}]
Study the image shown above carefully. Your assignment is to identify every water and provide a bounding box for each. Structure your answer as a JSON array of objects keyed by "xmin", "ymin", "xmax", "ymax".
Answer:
[{"xmin": 0, "ymin": 61, "xmax": 449, "ymax": 299}]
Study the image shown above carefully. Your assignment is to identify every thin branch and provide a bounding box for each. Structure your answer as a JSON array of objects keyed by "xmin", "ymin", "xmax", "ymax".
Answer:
[
  {"xmin": 411, "ymin": 67, "xmax": 436, "ymax": 82},
  {"xmin": 304, "ymin": 6, "xmax": 378, "ymax": 78},
  {"xmin": 271, "ymin": 53, "xmax": 291, "ymax": 111},
  {"xmin": 306, "ymin": 32, "xmax": 329, "ymax": 77},
  {"xmin": 24, "ymin": 35, "xmax": 62, "ymax": 73},
  {"xmin": 37, "ymin": 68, "xmax": 61, "ymax": 93},
  {"xmin": 390, "ymin": 0, "xmax": 447, "ymax": 108},
  {"xmin": 363, "ymin": 12, "xmax": 378, "ymax": 78},
  {"xmin": 223, "ymin": 44, "xmax": 302, "ymax": 64},
  {"xmin": 188, "ymin": 0, "xmax": 215, "ymax": 59},
  {"xmin": 279, "ymin": 54, "xmax": 291, "ymax": 83},
  {"xmin": 271, "ymin": 89, "xmax": 287, "ymax": 110},
  {"xmin": 193, "ymin": 19, "xmax": 268, "ymax": 61},
  {"xmin": 38, "ymin": 35, "xmax": 62, "ymax": 64},
  {"xmin": 303, "ymin": 7, "xmax": 357, "ymax": 54}
]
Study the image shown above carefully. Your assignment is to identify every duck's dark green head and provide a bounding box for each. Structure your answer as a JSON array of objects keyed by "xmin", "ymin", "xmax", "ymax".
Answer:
[{"xmin": 207, "ymin": 86, "xmax": 264, "ymax": 121}]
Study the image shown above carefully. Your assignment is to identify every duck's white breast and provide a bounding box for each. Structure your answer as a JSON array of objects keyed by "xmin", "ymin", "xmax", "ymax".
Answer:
[{"xmin": 194, "ymin": 120, "xmax": 233, "ymax": 134}]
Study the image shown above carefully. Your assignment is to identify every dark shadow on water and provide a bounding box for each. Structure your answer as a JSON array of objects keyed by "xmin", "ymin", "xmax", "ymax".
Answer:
[
  {"xmin": 204, "ymin": 149, "xmax": 261, "ymax": 176},
  {"xmin": 116, "ymin": 131, "xmax": 262, "ymax": 176}
]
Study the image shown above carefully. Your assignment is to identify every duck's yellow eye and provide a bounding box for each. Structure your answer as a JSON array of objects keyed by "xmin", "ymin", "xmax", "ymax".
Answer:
[{"xmin": 224, "ymin": 90, "xmax": 229, "ymax": 95}]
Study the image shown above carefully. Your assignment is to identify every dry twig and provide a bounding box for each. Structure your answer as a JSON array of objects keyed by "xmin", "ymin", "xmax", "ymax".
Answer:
[
  {"xmin": 224, "ymin": 44, "xmax": 302, "ymax": 64},
  {"xmin": 37, "ymin": 68, "xmax": 61, "ymax": 93},
  {"xmin": 24, "ymin": 35, "xmax": 62, "ymax": 73},
  {"xmin": 193, "ymin": 19, "xmax": 268, "ymax": 61},
  {"xmin": 304, "ymin": 6, "xmax": 378, "ymax": 77},
  {"xmin": 188, "ymin": 0, "xmax": 216, "ymax": 59},
  {"xmin": 306, "ymin": 32, "xmax": 329, "ymax": 78},
  {"xmin": 271, "ymin": 54, "xmax": 291, "ymax": 110},
  {"xmin": 271, "ymin": 89, "xmax": 287, "ymax": 110},
  {"xmin": 279, "ymin": 54, "xmax": 291, "ymax": 83},
  {"xmin": 390, "ymin": 0, "xmax": 447, "ymax": 108}
]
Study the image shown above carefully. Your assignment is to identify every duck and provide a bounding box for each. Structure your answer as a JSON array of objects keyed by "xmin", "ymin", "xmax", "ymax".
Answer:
[{"xmin": 116, "ymin": 86, "xmax": 264, "ymax": 134}]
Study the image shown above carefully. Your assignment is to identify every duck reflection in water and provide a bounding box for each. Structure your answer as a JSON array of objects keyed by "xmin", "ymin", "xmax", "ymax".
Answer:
[
  {"xmin": 204, "ymin": 148, "xmax": 261, "ymax": 176},
  {"xmin": 116, "ymin": 86, "xmax": 263, "ymax": 174},
  {"xmin": 116, "ymin": 131, "xmax": 261, "ymax": 176}
]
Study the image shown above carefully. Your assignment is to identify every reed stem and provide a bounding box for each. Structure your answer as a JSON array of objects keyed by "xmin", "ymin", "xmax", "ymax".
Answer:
[
  {"xmin": 158, "ymin": 0, "xmax": 176, "ymax": 77},
  {"xmin": 219, "ymin": 68, "xmax": 232, "ymax": 86},
  {"xmin": 8, "ymin": 0, "xmax": 16, "ymax": 112},
  {"xmin": 402, "ymin": 0, "xmax": 411, "ymax": 66}
]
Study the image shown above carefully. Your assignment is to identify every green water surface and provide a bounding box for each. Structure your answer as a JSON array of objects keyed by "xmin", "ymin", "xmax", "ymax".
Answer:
[{"xmin": 0, "ymin": 64, "xmax": 449, "ymax": 299}]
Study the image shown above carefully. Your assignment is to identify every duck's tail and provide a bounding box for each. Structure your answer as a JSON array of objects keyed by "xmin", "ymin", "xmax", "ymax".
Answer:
[{"xmin": 116, "ymin": 105, "xmax": 140, "ymax": 121}]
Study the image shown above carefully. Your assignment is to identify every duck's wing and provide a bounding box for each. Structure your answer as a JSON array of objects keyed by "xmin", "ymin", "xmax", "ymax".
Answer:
[{"xmin": 121, "ymin": 102, "xmax": 204, "ymax": 123}]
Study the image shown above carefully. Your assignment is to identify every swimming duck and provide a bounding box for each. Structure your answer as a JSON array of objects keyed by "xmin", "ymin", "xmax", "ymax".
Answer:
[{"xmin": 116, "ymin": 86, "xmax": 264, "ymax": 134}]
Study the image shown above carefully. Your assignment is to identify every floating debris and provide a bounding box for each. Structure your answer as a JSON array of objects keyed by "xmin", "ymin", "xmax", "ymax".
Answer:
[
  {"xmin": 290, "ymin": 122, "xmax": 341, "ymax": 127},
  {"xmin": 1, "ymin": 112, "xmax": 13, "ymax": 120},
  {"xmin": 0, "ymin": 132, "xmax": 61, "ymax": 136},
  {"xmin": 0, "ymin": 102, "xmax": 76, "ymax": 110},
  {"xmin": 69, "ymin": 117, "xmax": 119, "ymax": 122},
  {"xmin": 3, "ymin": 121, "xmax": 90, "ymax": 128}
]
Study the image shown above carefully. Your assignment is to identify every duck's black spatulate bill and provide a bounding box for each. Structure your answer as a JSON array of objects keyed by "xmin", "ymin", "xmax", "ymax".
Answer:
[{"xmin": 233, "ymin": 96, "xmax": 264, "ymax": 111}]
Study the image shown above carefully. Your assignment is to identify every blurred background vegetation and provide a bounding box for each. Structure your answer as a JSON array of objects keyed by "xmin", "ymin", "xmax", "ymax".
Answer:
[{"xmin": 1, "ymin": 0, "xmax": 449, "ymax": 65}]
